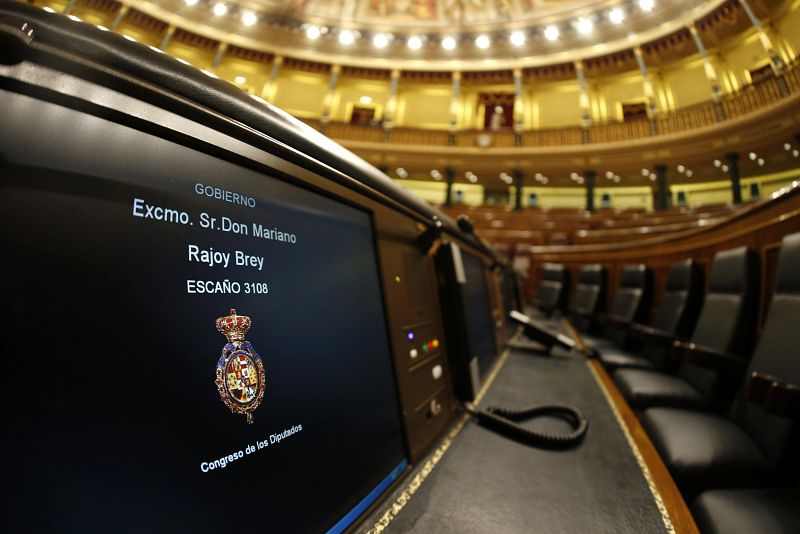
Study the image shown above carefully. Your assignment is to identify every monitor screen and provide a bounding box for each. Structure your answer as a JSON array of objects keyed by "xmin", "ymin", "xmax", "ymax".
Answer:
[
  {"xmin": 460, "ymin": 251, "xmax": 498, "ymax": 375},
  {"xmin": 1, "ymin": 91, "xmax": 407, "ymax": 532}
]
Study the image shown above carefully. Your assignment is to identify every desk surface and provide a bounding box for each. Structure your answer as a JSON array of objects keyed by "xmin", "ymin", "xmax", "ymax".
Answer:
[{"xmin": 360, "ymin": 349, "xmax": 677, "ymax": 533}]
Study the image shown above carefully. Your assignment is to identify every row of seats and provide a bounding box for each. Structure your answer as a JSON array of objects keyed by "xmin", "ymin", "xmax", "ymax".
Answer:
[
  {"xmin": 439, "ymin": 204, "xmax": 741, "ymax": 248},
  {"xmin": 525, "ymin": 234, "xmax": 800, "ymax": 533}
]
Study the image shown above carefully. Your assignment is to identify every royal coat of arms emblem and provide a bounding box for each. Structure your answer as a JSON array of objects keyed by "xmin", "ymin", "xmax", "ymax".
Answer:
[{"xmin": 215, "ymin": 309, "xmax": 265, "ymax": 424}]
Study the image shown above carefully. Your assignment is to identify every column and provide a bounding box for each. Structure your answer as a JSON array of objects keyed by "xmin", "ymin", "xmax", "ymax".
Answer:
[
  {"xmin": 654, "ymin": 165, "xmax": 668, "ymax": 211},
  {"xmin": 634, "ymin": 47, "xmax": 658, "ymax": 135},
  {"xmin": 513, "ymin": 68, "xmax": 524, "ymax": 146},
  {"xmin": 584, "ymin": 170, "xmax": 596, "ymax": 212},
  {"xmin": 513, "ymin": 169, "xmax": 524, "ymax": 211},
  {"xmin": 110, "ymin": 5, "xmax": 130, "ymax": 31},
  {"xmin": 726, "ymin": 152, "xmax": 742, "ymax": 204},
  {"xmin": 739, "ymin": 0, "xmax": 784, "ymax": 73},
  {"xmin": 320, "ymin": 64, "xmax": 341, "ymax": 131},
  {"xmin": 448, "ymin": 72, "xmax": 461, "ymax": 145},
  {"xmin": 211, "ymin": 43, "xmax": 228, "ymax": 69},
  {"xmin": 263, "ymin": 55, "xmax": 283, "ymax": 103},
  {"xmin": 444, "ymin": 167, "xmax": 455, "ymax": 207},
  {"xmin": 159, "ymin": 25, "xmax": 176, "ymax": 51},
  {"xmin": 383, "ymin": 69, "xmax": 401, "ymax": 141},
  {"xmin": 574, "ymin": 60, "xmax": 591, "ymax": 143},
  {"xmin": 688, "ymin": 24, "xmax": 725, "ymax": 121}
]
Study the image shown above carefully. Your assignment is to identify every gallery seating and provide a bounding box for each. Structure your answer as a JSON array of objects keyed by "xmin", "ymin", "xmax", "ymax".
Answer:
[
  {"xmin": 613, "ymin": 247, "xmax": 758, "ymax": 412},
  {"xmin": 529, "ymin": 263, "xmax": 569, "ymax": 318},
  {"xmin": 563, "ymin": 264, "xmax": 607, "ymax": 335},
  {"xmin": 640, "ymin": 232, "xmax": 800, "ymax": 501},
  {"xmin": 597, "ymin": 259, "xmax": 703, "ymax": 372},
  {"xmin": 691, "ymin": 488, "xmax": 800, "ymax": 534},
  {"xmin": 581, "ymin": 264, "xmax": 652, "ymax": 351}
]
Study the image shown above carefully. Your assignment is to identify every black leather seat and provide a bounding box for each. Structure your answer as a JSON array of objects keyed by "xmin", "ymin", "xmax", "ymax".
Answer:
[
  {"xmin": 598, "ymin": 259, "xmax": 703, "ymax": 372},
  {"xmin": 641, "ymin": 232, "xmax": 800, "ymax": 500},
  {"xmin": 692, "ymin": 488, "xmax": 800, "ymax": 534},
  {"xmin": 530, "ymin": 263, "xmax": 569, "ymax": 318},
  {"xmin": 565, "ymin": 264, "xmax": 607, "ymax": 335},
  {"xmin": 614, "ymin": 246, "xmax": 758, "ymax": 411},
  {"xmin": 583, "ymin": 264, "xmax": 652, "ymax": 352}
]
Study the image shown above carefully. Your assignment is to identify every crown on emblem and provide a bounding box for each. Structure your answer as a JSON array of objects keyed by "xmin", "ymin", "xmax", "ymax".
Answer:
[{"xmin": 216, "ymin": 308, "xmax": 251, "ymax": 342}]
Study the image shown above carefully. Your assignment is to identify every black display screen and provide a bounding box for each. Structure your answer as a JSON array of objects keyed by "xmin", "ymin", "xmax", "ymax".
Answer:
[
  {"xmin": 0, "ymin": 90, "xmax": 406, "ymax": 532},
  {"xmin": 460, "ymin": 251, "xmax": 498, "ymax": 375}
]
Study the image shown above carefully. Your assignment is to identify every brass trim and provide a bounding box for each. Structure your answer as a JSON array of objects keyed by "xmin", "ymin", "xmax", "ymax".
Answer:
[
  {"xmin": 586, "ymin": 361, "xmax": 676, "ymax": 534},
  {"xmin": 367, "ymin": 346, "xmax": 513, "ymax": 533}
]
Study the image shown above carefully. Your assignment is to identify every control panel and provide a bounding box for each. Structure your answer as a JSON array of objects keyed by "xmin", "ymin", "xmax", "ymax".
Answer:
[{"xmin": 378, "ymin": 237, "xmax": 456, "ymax": 463}]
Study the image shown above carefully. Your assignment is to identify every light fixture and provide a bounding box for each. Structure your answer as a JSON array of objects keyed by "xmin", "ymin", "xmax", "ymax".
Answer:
[
  {"xmin": 184, "ymin": 0, "xmax": 198, "ymax": 6},
  {"xmin": 757, "ymin": 158, "xmax": 765, "ymax": 166},
  {"xmin": 641, "ymin": 168, "xmax": 650, "ymax": 176},
  {"xmin": 339, "ymin": 30, "xmax": 355, "ymax": 45},
  {"xmin": 713, "ymin": 159, "xmax": 722, "ymax": 167},
  {"xmin": 677, "ymin": 164, "xmax": 685, "ymax": 173},
  {"xmin": 609, "ymin": 8, "xmax": 625, "ymax": 24},
  {"xmin": 475, "ymin": 35, "xmax": 490, "ymax": 49},
  {"xmin": 359, "ymin": 95, "xmax": 373, "ymax": 104},
  {"xmin": 544, "ymin": 25, "xmax": 559, "ymax": 41},
  {"xmin": 649, "ymin": 173, "xmax": 657, "ymax": 181},
  {"xmin": 685, "ymin": 170, "xmax": 693, "ymax": 177},
  {"xmin": 784, "ymin": 143, "xmax": 792, "ymax": 151},
  {"xmin": 721, "ymin": 164, "xmax": 729, "ymax": 172},
  {"xmin": 577, "ymin": 176, "xmax": 585, "ymax": 184},
  {"xmin": 613, "ymin": 175, "xmax": 621, "ymax": 183},
  {"xmin": 605, "ymin": 171, "xmax": 614, "ymax": 179},
  {"xmin": 234, "ymin": 75, "xmax": 247, "ymax": 84},
  {"xmin": 241, "ymin": 10, "xmax": 257, "ymax": 26},
  {"xmin": 407, "ymin": 35, "xmax": 422, "ymax": 50},
  {"xmin": 396, "ymin": 168, "xmax": 408, "ymax": 178},
  {"xmin": 542, "ymin": 177, "xmax": 549, "ymax": 184},
  {"xmin": 510, "ymin": 31, "xmax": 526, "ymax": 47},
  {"xmin": 306, "ymin": 25, "xmax": 321, "ymax": 40},
  {"xmin": 212, "ymin": 3, "xmax": 228, "ymax": 17},
  {"xmin": 534, "ymin": 172, "xmax": 543, "ymax": 180},
  {"xmin": 430, "ymin": 169, "xmax": 442, "ymax": 179},
  {"xmin": 748, "ymin": 152, "xmax": 757, "ymax": 160},
  {"xmin": 442, "ymin": 36, "xmax": 456, "ymax": 50},
  {"xmin": 373, "ymin": 33, "xmax": 390, "ymax": 49},
  {"xmin": 576, "ymin": 18, "xmax": 593, "ymax": 35},
  {"xmin": 570, "ymin": 172, "xmax": 579, "ymax": 179},
  {"xmin": 793, "ymin": 149, "xmax": 799, "ymax": 158},
  {"xmin": 639, "ymin": 0, "xmax": 655, "ymax": 12}
]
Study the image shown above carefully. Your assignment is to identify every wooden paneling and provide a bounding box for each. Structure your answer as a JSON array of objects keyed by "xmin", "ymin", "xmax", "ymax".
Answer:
[{"xmin": 521, "ymin": 185, "xmax": 800, "ymax": 319}]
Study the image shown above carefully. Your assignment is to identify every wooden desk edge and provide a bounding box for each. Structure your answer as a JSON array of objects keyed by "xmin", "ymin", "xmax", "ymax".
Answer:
[{"xmin": 588, "ymin": 359, "xmax": 700, "ymax": 534}]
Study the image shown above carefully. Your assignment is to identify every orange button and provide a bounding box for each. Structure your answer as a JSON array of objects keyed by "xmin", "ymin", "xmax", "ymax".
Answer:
[{"xmin": 432, "ymin": 339, "xmax": 440, "ymax": 348}]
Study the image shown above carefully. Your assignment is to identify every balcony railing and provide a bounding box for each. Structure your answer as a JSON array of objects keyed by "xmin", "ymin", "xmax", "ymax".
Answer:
[{"xmin": 303, "ymin": 61, "xmax": 800, "ymax": 148}]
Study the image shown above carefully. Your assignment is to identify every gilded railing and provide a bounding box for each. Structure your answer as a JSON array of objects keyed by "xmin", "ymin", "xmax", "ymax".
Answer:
[{"xmin": 301, "ymin": 61, "xmax": 799, "ymax": 148}]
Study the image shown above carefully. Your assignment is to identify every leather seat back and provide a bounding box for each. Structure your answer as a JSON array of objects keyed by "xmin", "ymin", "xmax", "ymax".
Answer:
[
  {"xmin": 731, "ymin": 232, "xmax": 800, "ymax": 468},
  {"xmin": 680, "ymin": 246, "xmax": 759, "ymax": 408},
  {"xmin": 649, "ymin": 259, "xmax": 704, "ymax": 339},
  {"xmin": 603, "ymin": 264, "xmax": 652, "ymax": 345},
  {"xmin": 569, "ymin": 264, "xmax": 607, "ymax": 332},
  {"xmin": 537, "ymin": 263, "xmax": 569, "ymax": 314}
]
